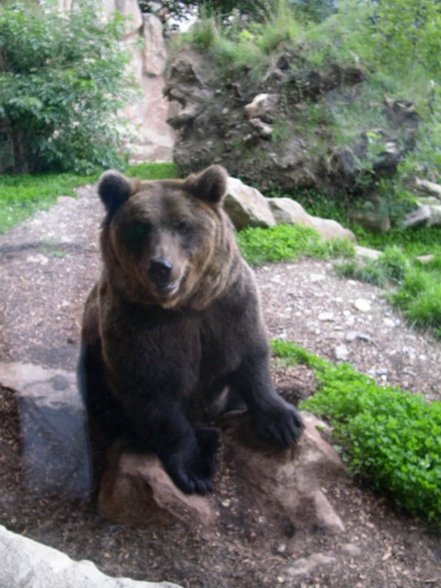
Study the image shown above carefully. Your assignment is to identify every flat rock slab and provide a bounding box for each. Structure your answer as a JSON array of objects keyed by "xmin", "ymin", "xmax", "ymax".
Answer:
[
  {"xmin": 0, "ymin": 525, "xmax": 180, "ymax": 588},
  {"xmin": 0, "ymin": 361, "xmax": 91, "ymax": 500},
  {"xmin": 99, "ymin": 411, "xmax": 347, "ymax": 534}
]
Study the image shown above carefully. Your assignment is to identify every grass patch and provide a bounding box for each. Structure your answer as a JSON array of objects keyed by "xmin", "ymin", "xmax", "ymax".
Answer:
[
  {"xmin": 0, "ymin": 163, "xmax": 179, "ymax": 233},
  {"xmin": 236, "ymin": 223, "xmax": 355, "ymax": 265},
  {"xmin": 0, "ymin": 172, "xmax": 97, "ymax": 233},
  {"xmin": 272, "ymin": 339, "xmax": 441, "ymax": 525},
  {"xmin": 126, "ymin": 162, "xmax": 178, "ymax": 181},
  {"xmin": 335, "ymin": 246, "xmax": 441, "ymax": 338}
]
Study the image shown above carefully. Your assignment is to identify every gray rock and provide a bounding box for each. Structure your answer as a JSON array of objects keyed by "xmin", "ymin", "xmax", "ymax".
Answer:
[
  {"xmin": 225, "ymin": 177, "xmax": 276, "ymax": 229},
  {"xmin": 415, "ymin": 177, "xmax": 441, "ymax": 199},
  {"xmin": 0, "ymin": 362, "xmax": 91, "ymax": 500},
  {"xmin": 0, "ymin": 525, "xmax": 179, "ymax": 588}
]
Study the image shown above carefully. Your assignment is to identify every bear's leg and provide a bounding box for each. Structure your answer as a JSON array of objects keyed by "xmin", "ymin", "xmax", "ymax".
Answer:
[
  {"xmin": 231, "ymin": 351, "xmax": 304, "ymax": 448},
  {"xmin": 78, "ymin": 342, "xmax": 130, "ymax": 493},
  {"xmin": 120, "ymin": 396, "xmax": 220, "ymax": 495}
]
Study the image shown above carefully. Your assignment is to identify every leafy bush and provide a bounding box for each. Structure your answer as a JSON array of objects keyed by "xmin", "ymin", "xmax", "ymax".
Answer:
[
  {"xmin": 0, "ymin": 0, "xmax": 133, "ymax": 174},
  {"xmin": 236, "ymin": 224, "xmax": 354, "ymax": 265},
  {"xmin": 272, "ymin": 340, "xmax": 441, "ymax": 524}
]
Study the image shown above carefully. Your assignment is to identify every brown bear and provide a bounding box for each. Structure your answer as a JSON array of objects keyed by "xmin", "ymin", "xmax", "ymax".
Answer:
[{"xmin": 80, "ymin": 165, "xmax": 303, "ymax": 495}]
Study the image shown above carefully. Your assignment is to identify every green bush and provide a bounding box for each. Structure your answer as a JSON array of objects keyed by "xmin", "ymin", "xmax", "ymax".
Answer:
[
  {"xmin": 272, "ymin": 340, "xmax": 441, "ymax": 524},
  {"xmin": 0, "ymin": 0, "xmax": 133, "ymax": 174}
]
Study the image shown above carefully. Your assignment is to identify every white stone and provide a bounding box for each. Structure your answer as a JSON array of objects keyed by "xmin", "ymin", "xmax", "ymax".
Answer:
[
  {"xmin": 0, "ymin": 525, "xmax": 179, "ymax": 588},
  {"xmin": 354, "ymin": 299, "xmax": 371, "ymax": 313},
  {"xmin": 318, "ymin": 312, "xmax": 334, "ymax": 322},
  {"xmin": 334, "ymin": 345, "xmax": 349, "ymax": 361}
]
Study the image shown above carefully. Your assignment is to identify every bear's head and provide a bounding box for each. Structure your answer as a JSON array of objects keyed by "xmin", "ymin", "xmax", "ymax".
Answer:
[{"xmin": 98, "ymin": 165, "xmax": 238, "ymax": 309}]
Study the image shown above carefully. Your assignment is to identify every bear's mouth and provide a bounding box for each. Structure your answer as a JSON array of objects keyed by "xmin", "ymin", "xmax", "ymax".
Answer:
[{"xmin": 152, "ymin": 279, "xmax": 180, "ymax": 297}]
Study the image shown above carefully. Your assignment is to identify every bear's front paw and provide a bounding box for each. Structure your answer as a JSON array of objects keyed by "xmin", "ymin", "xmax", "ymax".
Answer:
[
  {"xmin": 164, "ymin": 427, "xmax": 220, "ymax": 495},
  {"xmin": 253, "ymin": 400, "xmax": 304, "ymax": 449}
]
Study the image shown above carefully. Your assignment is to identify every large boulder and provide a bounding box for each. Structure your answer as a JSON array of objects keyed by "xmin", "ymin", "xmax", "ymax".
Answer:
[
  {"xmin": 0, "ymin": 362, "xmax": 91, "ymax": 500},
  {"xmin": 0, "ymin": 525, "xmax": 179, "ymax": 588},
  {"xmin": 98, "ymin": 412, "xmax": 347, "ymax": 535}
]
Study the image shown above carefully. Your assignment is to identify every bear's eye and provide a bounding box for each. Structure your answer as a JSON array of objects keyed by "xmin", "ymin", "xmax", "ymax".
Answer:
[
  {"xmin": 176, "ymin": 220, "xmax": 192, "ymax": 235},
  {"xmin": 121, "ymin": 221, "xmax": 151, "ymax": 241}
]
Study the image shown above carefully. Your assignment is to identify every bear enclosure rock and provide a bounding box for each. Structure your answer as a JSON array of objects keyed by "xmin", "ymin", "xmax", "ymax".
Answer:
[{"xmin": 98, "ymin": 412, "xmax": 347, "ymax": 535}]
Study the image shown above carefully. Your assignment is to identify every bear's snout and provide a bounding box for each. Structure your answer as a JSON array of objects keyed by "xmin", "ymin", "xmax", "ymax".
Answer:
[{"xmin": 149, "ymin": 257, "xmax": 173, "ymax": 280}]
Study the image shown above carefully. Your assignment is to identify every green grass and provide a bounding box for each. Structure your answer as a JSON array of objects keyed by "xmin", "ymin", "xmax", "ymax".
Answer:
[
  {"xmin": 0, "ymin": 163, "xmax": 178, "ymax": 233},
  {"xmin": 335, "ymin": 246, "xmax": 441, "ymax": 338},
  {"xmin": 237, "ymin": 223, "xmax": 355, "ymax": 265},
  {"xmin": 272, "ymin": 339, "xmax": 441, "ymax": 525},
  {"xmin": 0, "ymin": 172, "xmax": 97, "ymax": 233}
]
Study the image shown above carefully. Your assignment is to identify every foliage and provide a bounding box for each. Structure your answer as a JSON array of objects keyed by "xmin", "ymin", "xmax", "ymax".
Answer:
[
  {"xmin": 236, "ymin": 224, "xmax": 354, "ymax": 266},
  {"xmin": 335, "ymin": 246, "xmax": 441, "ymax": 338},
  {"xmin": 0, "ymin": 0, "xmax": 133, "ymax": 174},
  {"xmin": 271, "ymin": 339, "xmax": 441, "ymax": 524},
  {"xmin": 0, "ymin": 163, "xmax": 178, "ymax": 233}
]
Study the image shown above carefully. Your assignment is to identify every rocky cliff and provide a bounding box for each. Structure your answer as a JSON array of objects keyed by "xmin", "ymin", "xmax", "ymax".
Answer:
[{"xmin": 164, "ymin": 45, "xmax": 420, "ymax": 204}]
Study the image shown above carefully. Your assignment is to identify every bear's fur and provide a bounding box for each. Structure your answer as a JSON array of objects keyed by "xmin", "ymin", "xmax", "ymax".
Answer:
[{"xmin": 80, "ymin": 165, "xmax": 303, "ymax": 495}]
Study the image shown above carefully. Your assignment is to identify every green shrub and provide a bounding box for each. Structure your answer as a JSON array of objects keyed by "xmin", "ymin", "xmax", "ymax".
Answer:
[
  {"xmin": 236, "ymin": 224, "xmax": 354, "ymax": 265},
  {"xmin": 0, "ymin": 0, "xmax": 133, "ymax": 174},
  {"xmin": 272, "ymin": 339, "xmax": 441, "ymax": 524}
]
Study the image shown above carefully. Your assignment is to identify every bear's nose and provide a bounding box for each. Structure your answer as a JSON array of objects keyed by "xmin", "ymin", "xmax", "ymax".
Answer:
[{"xmin": 148, "ymin": 257, "xmax": 173, "ymax": 280}]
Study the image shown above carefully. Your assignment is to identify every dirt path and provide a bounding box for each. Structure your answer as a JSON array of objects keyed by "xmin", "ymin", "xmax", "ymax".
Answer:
[{"xmin": 0, "ymin": 183, "xmax": 440, "ymax": 587}]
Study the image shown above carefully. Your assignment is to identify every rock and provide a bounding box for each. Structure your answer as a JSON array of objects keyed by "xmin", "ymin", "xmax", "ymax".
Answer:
[
  {"xmin": 225, "ymin": 177, "xmax": 276, "ymax": 229},
  {"xmin": 354, "ymin": 298, "xmax": 371, "ymax": 313},
  {"xmin": 403, "ymin": 204, "xmax": 431, "ymax": 228},
  {"xmin": 142, "ymin": 14, "xmax": 168, "ymax": 76},
  {"xmin": 0, "ymin": 362, "xmax": 91, "ymax": 500},
  {"xmin": 220, "ymin": 411, "xmax": 347, "ymax": 535},
  {"xmin": 286, "ymin": 552, "xmax": 336, "ymax": 577},
  {"xmin": 0, "ymin": 525, "xmax": 179, "ymax": 588},
  {"xmin": 114, "ymin": 0, "xmax": 143, "ymax": 37},
  {"xmin": 98, "ymin": 412, "xmax": 346, "ymax": 534},
  {"xmin": 415, "ymin": 177, "xmax": 441, "ymax": 199},
  {"xmin": 98, "ymin": 449, "xmax": 216, "ymax": 527},
  {"xmin": 244, "ymin": 93, "xmax": 279, "ymax": 121},
  {"xmin": 355, "ymin": 245, "xmax": 381, "ymax": 260},
  {"xmin": 334, "ymin": 344, "xmax": 349, "ymax": 361},
  {"xmin": 269, "ymin": 197, "xmax": 355, "ymax": 241},
  {"xmin": 403, "ymin": 200, "xmax": 441, "ymax": 228},
  {"xmin": 318, "ymin": 312, "xmax": 335, "ymax": 322}
]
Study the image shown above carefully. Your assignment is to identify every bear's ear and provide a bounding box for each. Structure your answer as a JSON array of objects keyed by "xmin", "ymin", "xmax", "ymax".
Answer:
[
  {"xmin": 186, "ymin": 165, "xmax": 228, "ymax": 205},
  {"xmin": 98, "ymin": 170, "xmax": 140, "ymax": 216}
]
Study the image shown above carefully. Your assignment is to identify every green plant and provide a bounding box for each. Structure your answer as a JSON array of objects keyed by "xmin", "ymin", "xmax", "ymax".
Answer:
[
  {"xmin": 0, "ymin": 0, "xmax": 133, "ymax": 174},
  {"xmin": 236, "ymin": 224, "xmax": 354, "ymax": 265},
  {"xmin": 0, "ymin": 163, "xmax": 179, "ymax": 233},
  {"xmin": 272, "ymin": 339, "xmax": 441, "ymax": 524}
]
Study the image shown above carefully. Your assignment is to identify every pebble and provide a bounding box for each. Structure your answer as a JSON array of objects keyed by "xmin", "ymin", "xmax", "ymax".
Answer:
[
  {"xmin": 334, "ymin": 345, "xmax": 349, "ymax": 361},
  {"xmin": 354, "ymin": 299, "xmax": 371, "ymax": 313},
  {"xmin": 318, "ymin": 312, "xmax": 334, "ymax": 322},
  {"xmin": 383, "ymin": 317, "xmax": 395, "ymax": 328}
]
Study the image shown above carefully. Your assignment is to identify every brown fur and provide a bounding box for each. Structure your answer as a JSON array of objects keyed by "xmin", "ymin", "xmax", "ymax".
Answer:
[{"xmin": 80, "ymin": 165, "xmax": 303, "ymax": 495}]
